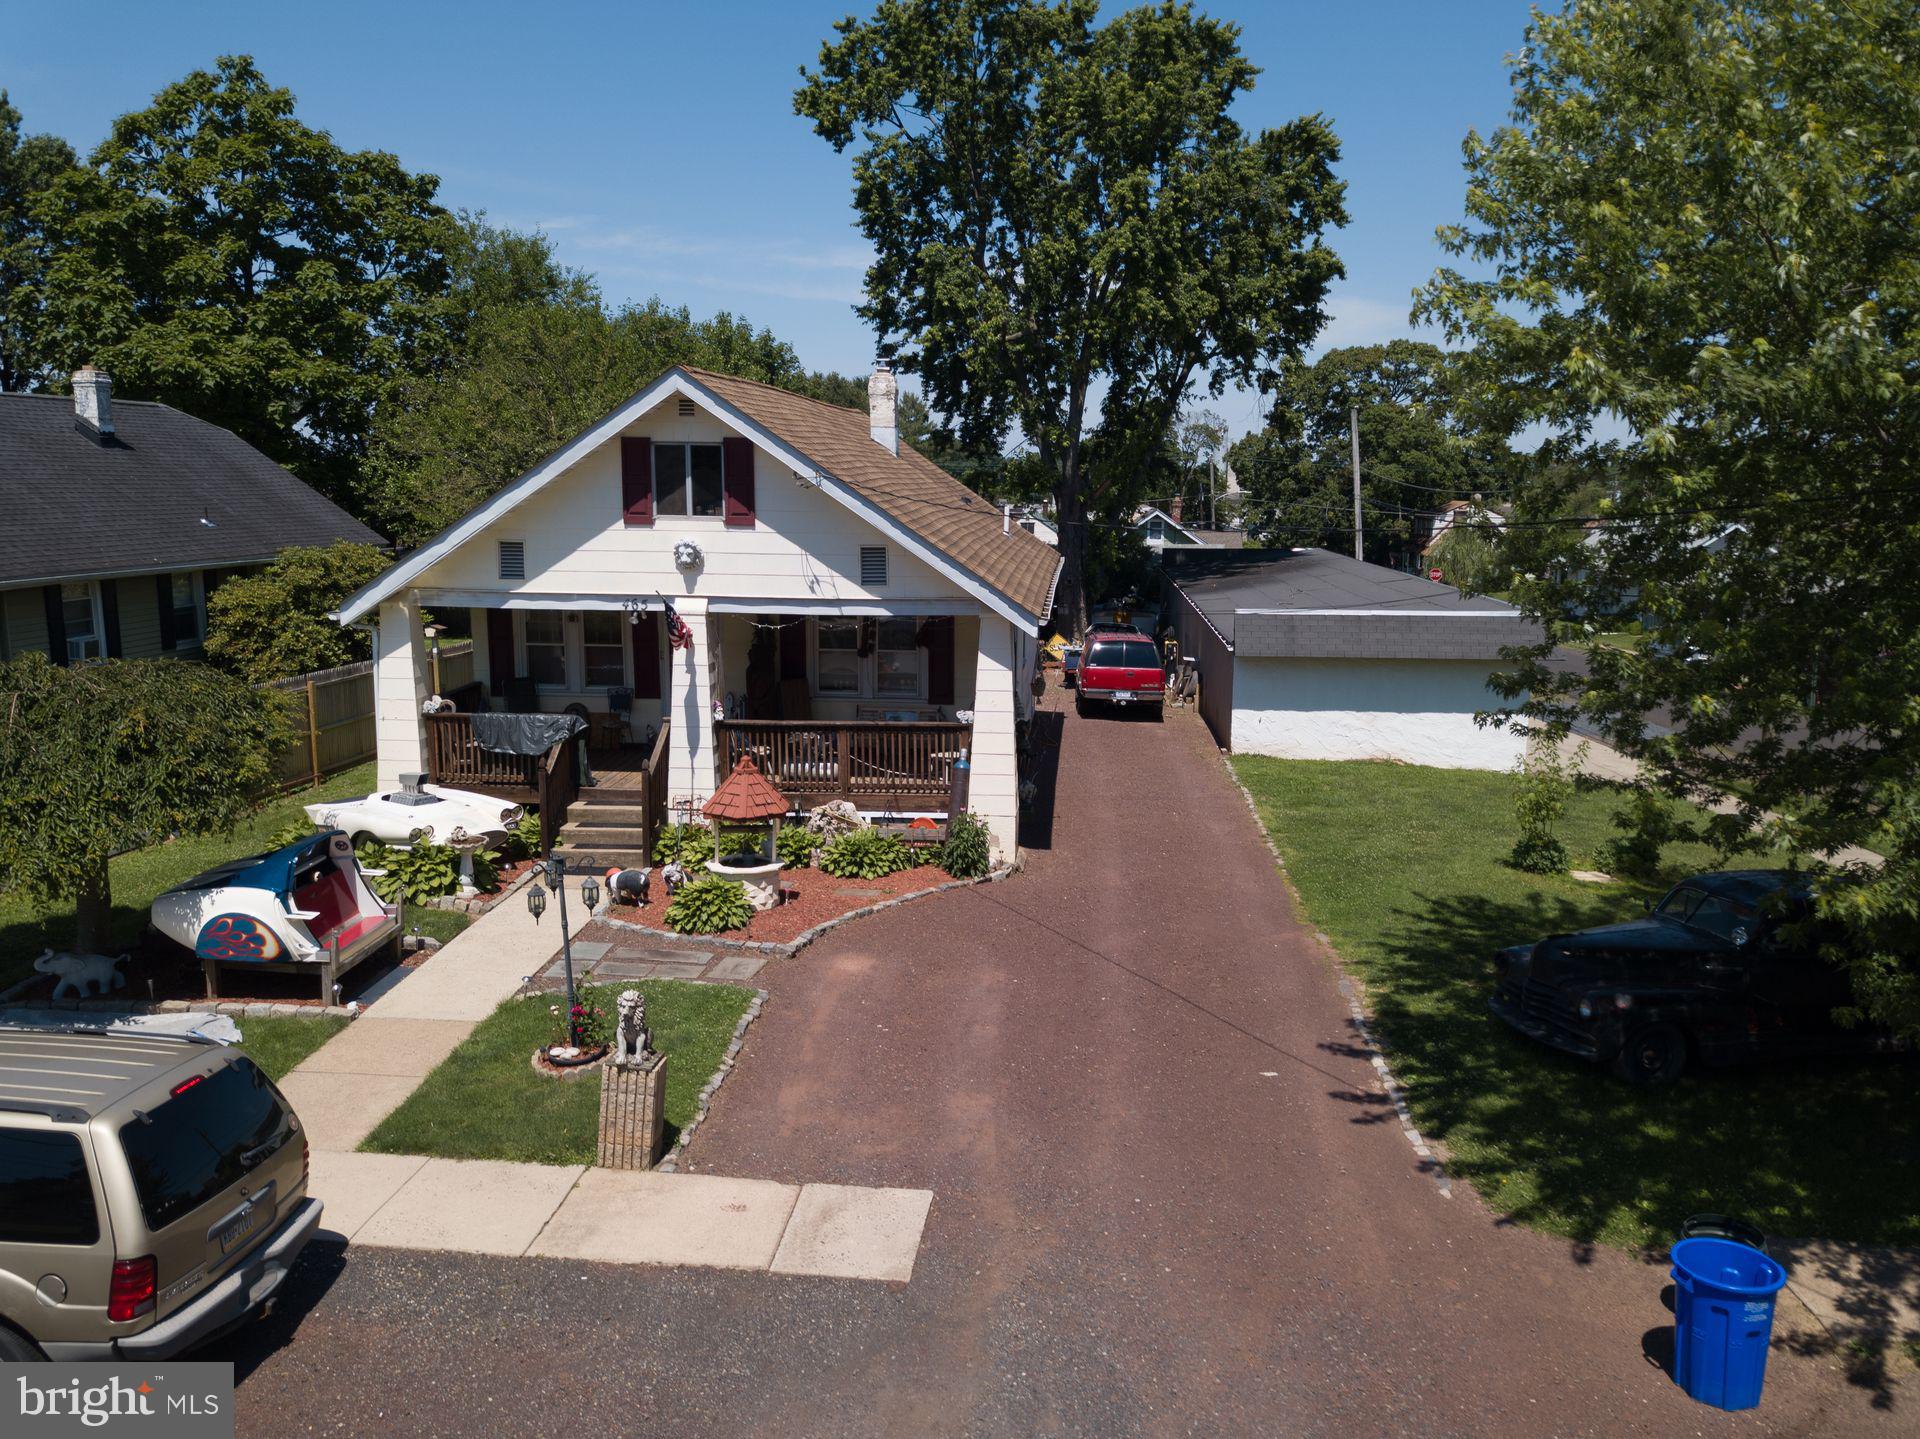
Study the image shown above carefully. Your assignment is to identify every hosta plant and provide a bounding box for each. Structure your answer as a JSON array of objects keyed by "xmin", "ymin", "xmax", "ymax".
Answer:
[
  {"xmin": 818, "ymin": 829, "xmax": 913, "ymax": 880},
  {"xmin": 775, "ymin": 825, "xmax": 822, "ymax": 868},
  {"xmin": 664, "ymin": 875, "xmax": 754, "ymax": 934},
  {"xmin": 653, "ymin": 822, "xmax": 716, "ymax": 866}
]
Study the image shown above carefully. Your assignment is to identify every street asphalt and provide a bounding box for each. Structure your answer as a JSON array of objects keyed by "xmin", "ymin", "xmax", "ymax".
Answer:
[{"xmin": 225, "ymin": 692, "xmax": 1905, "ymax": 1436}]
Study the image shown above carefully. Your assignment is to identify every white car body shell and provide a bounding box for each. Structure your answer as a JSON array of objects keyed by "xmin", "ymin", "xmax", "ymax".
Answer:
[{"xmin": 304, "ymin": 785, "xmax": 521, "ymax": 850}]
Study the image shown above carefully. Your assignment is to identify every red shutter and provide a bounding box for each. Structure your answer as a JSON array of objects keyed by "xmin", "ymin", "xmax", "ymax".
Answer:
[
  {"xmin": 924, "ymin": 616, "xmax": 957, "ymax": 705},
  {"xmin": 486, "ymin": 610, "xmax": 516, "ymax": 696},
  {"xmin": 722, "ymin": 436, "xmax": 755, "ymax": 527},
  {"xmin": 621, "ymin": 437, "xmax": 654, "ymax": 526},
  {"xmin": 630, "ymin": 611, "xmax": 663, "ymax": 700}
]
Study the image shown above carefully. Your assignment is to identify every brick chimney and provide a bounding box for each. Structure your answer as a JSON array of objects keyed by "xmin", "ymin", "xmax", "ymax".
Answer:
[
  {"xmin": 72, "ymin": 366, "xmax": 113, "ymax": 437},
  {"xmin": 868, "ymin": 354, "xmax": 898, "ymax": 455},
  {"xmin": 1169, "ymin": 495, "xmax": 1183, "ymax": 524}
]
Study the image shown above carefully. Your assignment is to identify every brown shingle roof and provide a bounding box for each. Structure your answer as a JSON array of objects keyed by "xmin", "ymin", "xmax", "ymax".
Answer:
[
  {"xmin": 703, "ymin": 754, "xmax": 789, "ymax": 823},
  {"xmin": 683, "ymin": 366, "xmax": 1061, "ymax": 622}
]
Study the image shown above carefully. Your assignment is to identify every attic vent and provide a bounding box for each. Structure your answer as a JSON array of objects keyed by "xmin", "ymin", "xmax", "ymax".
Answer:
[
  {"xmin": 498, "ymin": 540, "xmax": 526, "ymax": 580},
  {"xmin": 860, "ymin": 545, "xmax": 888, "ymax": 587},
  {"xmin": 677, "ymin": 397, "xmax": 696, "ymax": 417}
]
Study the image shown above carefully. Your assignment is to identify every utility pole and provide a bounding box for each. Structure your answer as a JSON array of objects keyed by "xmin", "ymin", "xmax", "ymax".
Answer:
[
  {"xmin": 1349, "ymin": 405, "xmax": 1363, "ymax": 561},
  {"xmin": 1207, "ymin": 452, "xmax": 1217, "ymax": 530}
]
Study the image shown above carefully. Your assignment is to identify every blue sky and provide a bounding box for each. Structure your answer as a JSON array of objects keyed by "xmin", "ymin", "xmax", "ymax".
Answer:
[{"xmin": 6, "ymin": 0, "xmax": 1536, "ymax": 439}]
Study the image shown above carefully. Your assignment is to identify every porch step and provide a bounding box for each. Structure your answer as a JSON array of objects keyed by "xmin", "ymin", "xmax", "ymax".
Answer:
[
  {"xmin": 578, "ymin": 786, "xmax": 653, "ymax": 808},
  {"xmin": 565, "ymin": 801, "xmax": 650, "ymax": 825},
  {"xmin": 560, "ymin": 822, "xmax": 649, "ymax": 848}
]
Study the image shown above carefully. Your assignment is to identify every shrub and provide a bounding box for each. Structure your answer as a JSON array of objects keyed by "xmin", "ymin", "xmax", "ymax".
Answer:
[
  {"xmin": 503, "ymin": 809, "xmax": 543, "ymax": 861},
  {"xmin": 819, "ymin": 828, "xmax": 913, "ymax": 879},
  {"xmin": 203, "ymin": 541, "xmax": 393, "ymax": 682},
  {"xmin": 1509, "ymin": 742, "xmax": 1581, "ymax": 875},
  {"xmin": 267, "ymin": 818, "xmax": 318, "ymax": 850},
  {"xmin": 664, "ymin": 875, "xmax": 753, "ymax": 934},
  {"xmin": 1602, "ymin": 784, "xmax": 1690, "ymax": 880},
  {"xmin": 941, "ymin": 812, "xmax": 992, "ymax": 879},
  {"xmin": 653, "ymin": 822, "xmax": 715, "ymax": 866},
  {"xmin": 355, "ymin": 839, "xmax": 497, "ymax": 903},
  {"xmin": 775, "ymin": 825, "xmax": 821, "ymax": 868}
]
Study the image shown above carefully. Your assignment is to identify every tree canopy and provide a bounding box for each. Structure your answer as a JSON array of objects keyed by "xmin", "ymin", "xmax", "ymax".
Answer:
[
  {"xmin": 0, "ymin": 654, "xmax": 285, "ymax": 953},
  {"xmin": 1415, "ymin": 0, "xmax": 1920, "ymax": 1036},
  {"xmin": 0, "ymin": 91, "xmax": 75, "ymax": 394},
  {"xmin": 23, "ymin": 56, "xmax": 461, "ymax": 506},
  {"xmin": 1229, "ymin": 340, "xmax": 1511, "ymax": 563},
  {"xmin": 796, "ymin": 0, "xmax": 1346, "ymax": 633},
  {"xmin": 203, "ymin": 542, "xmax": 394, "ymax": 682}
]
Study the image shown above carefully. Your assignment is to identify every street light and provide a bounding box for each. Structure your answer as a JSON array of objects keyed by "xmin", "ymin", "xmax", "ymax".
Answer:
[{"xmin": 528, "ymin": 864, "xmax": 603, "ymax": 1049}]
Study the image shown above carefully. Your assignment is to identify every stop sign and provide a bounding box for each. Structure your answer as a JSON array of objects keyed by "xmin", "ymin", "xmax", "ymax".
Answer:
[{"xmin": 1428, "ymin": 567, "xmax": 1443, "ymax": 582}]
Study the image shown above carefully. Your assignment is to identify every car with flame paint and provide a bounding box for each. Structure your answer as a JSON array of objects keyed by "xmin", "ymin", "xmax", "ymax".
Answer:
[
  {"xmin": 303, "ymin": 773, "xmax": 522, "ymax": 851},
  {"xmin": 150, "ymin": 831, "xmax": 400, "ymax": 1002}
]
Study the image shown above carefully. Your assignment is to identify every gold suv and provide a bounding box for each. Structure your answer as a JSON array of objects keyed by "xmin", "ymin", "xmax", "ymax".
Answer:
[{"xmin": 0, "ymin": 1025, "xmax": 322, "ymax": 1360}]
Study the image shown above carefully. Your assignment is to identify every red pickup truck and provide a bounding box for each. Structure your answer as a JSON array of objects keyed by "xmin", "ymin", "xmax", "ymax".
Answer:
[{"xmin": 1074, "ymin": 628, "xmax": 1165, "ymax": 718}]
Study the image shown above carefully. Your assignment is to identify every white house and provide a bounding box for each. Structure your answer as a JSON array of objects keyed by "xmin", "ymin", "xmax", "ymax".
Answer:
[
  {"xmin": 1133, "ymin": 505, "xmax": 1216, "ymax": 550},
  {"xmin": 334, "ymin": 362, "xmax": 1061, "ymax": 863},
  {"xmin": 1163, "ymin": 548, "xmax": 1539, "ymax": 770}
]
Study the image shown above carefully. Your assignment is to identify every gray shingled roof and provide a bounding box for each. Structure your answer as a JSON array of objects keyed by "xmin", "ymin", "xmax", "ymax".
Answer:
[
  {"xmin": 1164, "ymin": 547, "xmax": 1519, "ymax": 645},
  {"xmin": 0, "ymin": 393, "xmax": 385, "ymax": 586}
]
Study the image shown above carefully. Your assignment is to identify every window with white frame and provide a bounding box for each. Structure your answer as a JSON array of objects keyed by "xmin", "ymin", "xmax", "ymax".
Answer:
[
  {"xmin": 1146, "ymin": 515, "xmax": 1164, "ymax": 542},
  {"xmin": 581, "ymin": 611, "xmax": 626, "ymax": 688},
  {"xmin": 811, "ymin": 618, "xmax": 926, "ymax": 700},
  {"xmin": 522, "ymin": 611, "xmax": 566, "ymax": 686},
  {"xmin": 874, "ymin": 618, "xmax": 922, "ymax": 696},
  {"xmin": 168, "ymin": 572, "xmax": 202, "ymax": 644},
  {"xmin": 814, "ymin": 619, "xmax": 862, "ymax": 695},
  {"xmin": 654, "ymin": 442, "xmax": 724, "ymax": 517},
  {"xmin": 61, "ymin": 582, "xmax": 101, "ymax": 662}
]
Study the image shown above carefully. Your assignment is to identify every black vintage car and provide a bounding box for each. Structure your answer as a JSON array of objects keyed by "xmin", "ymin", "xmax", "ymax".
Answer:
[{"xmin": 1489, "ymin": 869, "xmax": 1900, "ymax": 1084}]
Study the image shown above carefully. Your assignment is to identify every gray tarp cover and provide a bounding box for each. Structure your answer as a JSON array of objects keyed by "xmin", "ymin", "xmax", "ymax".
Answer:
[{"xmin": 470, "ymin": 712, "xmax": 594, "ymax": 784}]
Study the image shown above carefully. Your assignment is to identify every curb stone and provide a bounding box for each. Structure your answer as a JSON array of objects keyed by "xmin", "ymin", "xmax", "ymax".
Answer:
[
  {"xmin": 655, "ymin": 987, "xmax": 768, "ymax": 1173},
  {"xmin": 1217, "ymin": 744, "xmax": 1451, "ymax": 1200},
  {"xmin": 0, "ymin": 996, "xmax": 353, "ymax": 1021}
]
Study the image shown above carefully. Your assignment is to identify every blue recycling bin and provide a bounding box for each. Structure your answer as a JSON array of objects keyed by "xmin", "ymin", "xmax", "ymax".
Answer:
[{"xmin": 1669, "ymin": 1236, "xmax": 1788, "ymax": 1411}]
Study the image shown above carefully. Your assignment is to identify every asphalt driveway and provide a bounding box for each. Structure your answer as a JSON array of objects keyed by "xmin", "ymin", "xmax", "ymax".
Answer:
[{"xmin": 230, "ymin": 693, "xmax": 1896, "ymax": 1436}]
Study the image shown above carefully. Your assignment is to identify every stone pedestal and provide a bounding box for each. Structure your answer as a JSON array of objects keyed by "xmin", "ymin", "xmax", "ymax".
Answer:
[{"xmin": 597, "ymin": 1052, "xmax": 667, "ymax": 1169}]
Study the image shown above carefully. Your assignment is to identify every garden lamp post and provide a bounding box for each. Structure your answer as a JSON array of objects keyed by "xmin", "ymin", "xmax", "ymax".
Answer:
[{"xmin": 527, "ymin": 858, "xmax": 603, "ymax": 1046}]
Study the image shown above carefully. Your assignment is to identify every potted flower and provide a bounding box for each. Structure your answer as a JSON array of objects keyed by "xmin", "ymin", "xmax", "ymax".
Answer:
[{"xmin": 538, "ymin": 994, "xmax": 610, "ymax": 1072}]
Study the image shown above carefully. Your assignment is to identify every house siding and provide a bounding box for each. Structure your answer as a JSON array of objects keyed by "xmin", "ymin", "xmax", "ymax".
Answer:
[
  {"xmin": 1, "ymin": 586, "xmax": 47, "ymax": 660},
  {"xmin": 1229, "ymin": 655, "xmax": 1524, "ymax": 770}
]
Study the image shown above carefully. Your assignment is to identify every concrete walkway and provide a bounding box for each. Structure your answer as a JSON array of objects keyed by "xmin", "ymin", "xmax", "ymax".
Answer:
[
  {"xmin": 275, "ymin": 874, "xmax": 935, "ymax": 1284},
  {"xmin": 276, "ymin": 874, "xmax": 599, "ymax": 1149}
]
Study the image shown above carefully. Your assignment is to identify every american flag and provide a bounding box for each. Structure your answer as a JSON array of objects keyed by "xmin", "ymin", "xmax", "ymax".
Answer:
[{"xmin": 661, "ymin": 598, "xmax": 694, "ymax": 652}]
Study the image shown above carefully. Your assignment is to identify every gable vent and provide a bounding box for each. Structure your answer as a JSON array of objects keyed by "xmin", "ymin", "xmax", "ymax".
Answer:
[
  {"xmin": 860, "ymin": 545, "xmax": 888, "ymax": 587},
  {"xmin": 498, "ymin": 540, "xmax": 526, "ymax": 580},
  {"xmin": 677, "ymin": 397, "xmax": 696, "ymax": 417}
]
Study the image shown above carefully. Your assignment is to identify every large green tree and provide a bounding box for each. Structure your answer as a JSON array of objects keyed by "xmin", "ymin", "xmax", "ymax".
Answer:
[
  {"xmin": 0, "ymin": 654, "xmax": 285, "ymax": 953},
  {"xmin": 26, "ymin": 56, "xmax": 460, "ymax": 505},
  {"xmin": 204, "ymin": 542, "xmax": 394, "ymax": 682},
  {"xmin": 796, "ymin": 0, "xmax": 1346, "ymax": 633},
  {"xmin": 0, "ymin": 92, "xmax": 75, "ymax": 393},
  {"xmin": 1416, "ymin": 0, "xmax": 1920, "ymax": 1036},
  {"xmin": 1230, "ymin": 340, "xmax": 1510, "ymax": 561}
]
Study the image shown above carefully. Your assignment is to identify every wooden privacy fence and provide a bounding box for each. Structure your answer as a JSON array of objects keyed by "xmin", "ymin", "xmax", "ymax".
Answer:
[{"xmin": 265, "ymin": 641, "xmax": 474, "ymax": 793}]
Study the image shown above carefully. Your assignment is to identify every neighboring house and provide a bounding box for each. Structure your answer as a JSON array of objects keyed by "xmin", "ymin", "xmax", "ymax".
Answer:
[
  {"xmin": 1133, "ymin": 504, "xmax": 1223, "ymax": 551},
  {"xmin": 1421, "ymin": 498, "xmax": 1506, "ymax": 559},
  {"xmin": 333, "ymin": 361, "xmax": 1063, "ymax": 860},
  {"xmin": 0, "ymin": 368, "xmax": 384, "ymax": 666},
  {"xmin": 1013, "ymin": 508, "xmax": 1059, "ymax": 546},
  {"xmin": 1162, "ymin": 547, "xmax": 1539, "ymax": 770}
]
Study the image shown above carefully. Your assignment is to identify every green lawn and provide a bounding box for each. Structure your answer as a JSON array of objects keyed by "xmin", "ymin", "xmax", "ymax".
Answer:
[
  {"xmin": 406, "ymin": 907, "xmax": 473, "ymax": 946},
  {"xmin": 1233, "ymin": 756, "xmax": 1920, "ymax": 1250},
  {"xmin": 0, "ymin": 762, "xmax": 379, "ymax": 993},
  {"xmin": 360, "ymin": 980, "xmax": 755, "ymax": 1165},
  {"xmin": 238, "ymin": 1014, "xmax": 350, "ymax": 1081}
]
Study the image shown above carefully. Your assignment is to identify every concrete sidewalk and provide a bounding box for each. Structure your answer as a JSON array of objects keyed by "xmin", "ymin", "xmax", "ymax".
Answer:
[
  {"xmin": 311, "ymin": 1151, "xmax": 932, "ymax": 1282},
  {"xmin": 275, "ymin": 874, "xmax": 592, "ymax": 1149}
]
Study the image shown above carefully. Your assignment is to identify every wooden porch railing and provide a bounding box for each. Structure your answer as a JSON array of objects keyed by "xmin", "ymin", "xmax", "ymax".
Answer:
[
  {"xmin": 715, "ymin": 719, "xmax": 972, "ymax": 813},
  {"xmin": 641, "ymin": 720, "xmax": 671, "ymax": 860},
  {"xmin": 423, "ymin": 712, "xmax": 542, "ymax": 798}
]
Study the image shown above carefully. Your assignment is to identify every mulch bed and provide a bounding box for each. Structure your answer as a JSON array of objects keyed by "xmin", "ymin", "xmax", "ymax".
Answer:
[{"xmin": 606, "ymin": 858, "xmax": 959, "ymax": 945}]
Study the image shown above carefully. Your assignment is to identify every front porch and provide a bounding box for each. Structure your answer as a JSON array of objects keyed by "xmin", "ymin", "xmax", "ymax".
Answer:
[{"xmin": 401, "ymin": 603, "xmax": 1005, "ymax": 857}]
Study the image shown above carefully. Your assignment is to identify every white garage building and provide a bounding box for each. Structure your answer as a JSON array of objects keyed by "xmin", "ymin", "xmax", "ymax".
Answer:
[{"xmin": 1163, "ymin": 549, "xmax": 1539, "ymax": 770}]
